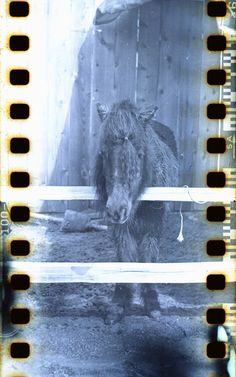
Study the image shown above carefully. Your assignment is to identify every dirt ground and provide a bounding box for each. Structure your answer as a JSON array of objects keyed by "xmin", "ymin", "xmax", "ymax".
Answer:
[{"xmin": 2, "ymin": 211, "xmax": 234, "ymax": 376}]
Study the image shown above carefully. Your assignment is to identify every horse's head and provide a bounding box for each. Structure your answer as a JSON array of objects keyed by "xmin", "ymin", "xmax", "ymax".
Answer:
[{"xmin": 95, "ymin": 100, "xmax": 157, "ymax": 224}]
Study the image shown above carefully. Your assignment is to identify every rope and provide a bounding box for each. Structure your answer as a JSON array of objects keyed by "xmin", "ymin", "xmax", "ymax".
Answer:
[
  {"xmin": 177, "ymin": 203, "xmax": 184, "ymax": 243},
  {"xmin": 183, "ymin": 184, "xmax": 208, "ymax": 205},
  {"xmin": 177, "ymin": 185, "xmax": 207, "ymax": 243}
]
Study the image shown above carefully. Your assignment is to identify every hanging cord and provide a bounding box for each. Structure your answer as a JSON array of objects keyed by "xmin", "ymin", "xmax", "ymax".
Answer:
[
  {"xmin": 177, "ymin": 185, "xmax": 208, "ymax": 243},
  {"xmin": 183, "ymin": 184, "xmax": 208, "ymax": 205},
  {"xmin": 177, "ymin": 202, "xmax": 184, "ymax": 243}
]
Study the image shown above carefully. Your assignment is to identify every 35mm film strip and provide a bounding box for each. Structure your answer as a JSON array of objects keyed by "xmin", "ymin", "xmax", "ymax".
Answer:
[{"xmin": 0, "ymin": 1, "xmax": 235, "ymax": 376}]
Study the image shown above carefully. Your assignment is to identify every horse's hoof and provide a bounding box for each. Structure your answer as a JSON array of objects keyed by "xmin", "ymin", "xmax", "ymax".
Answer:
[
  {"xmin": 131, "ymin": 295, "xmax": 144, "ymax": 306},
  {"xmin": 127, "ymin": 303, "xmax": 145, "ymax": 316},
  {"xmin": 148, "ymin": 309, "xmax": 161, "ymax": 320},
  {"xmin": 127, "ymin": 296, "xmax": 145, "ymax": 315}
]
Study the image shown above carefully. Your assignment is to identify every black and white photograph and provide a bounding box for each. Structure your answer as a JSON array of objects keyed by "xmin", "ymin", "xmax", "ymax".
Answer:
[{"xmin": 0, "ymin": 1, "xmax": 235, "ymax": 376}]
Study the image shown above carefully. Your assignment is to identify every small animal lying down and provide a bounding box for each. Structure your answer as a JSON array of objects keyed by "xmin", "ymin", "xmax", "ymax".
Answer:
[{"xmin": 61, "ymin": 210, "xmax": 107, "ymax": 233}]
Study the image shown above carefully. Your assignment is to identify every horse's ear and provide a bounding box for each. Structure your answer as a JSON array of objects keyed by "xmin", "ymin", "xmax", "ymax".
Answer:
[
  {"xmin": 97, "ymin": 103, "xmax": 109, "ymax": 122},
  {"xmin": 138, "ymin": 106, "xmax": 158, "ymax": 123}
]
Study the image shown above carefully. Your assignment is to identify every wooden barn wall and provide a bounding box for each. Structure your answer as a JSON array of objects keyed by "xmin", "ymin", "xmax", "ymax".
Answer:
[{"xmin": 42, "ymin": 0, "xmax": 220, "ymax": 213}]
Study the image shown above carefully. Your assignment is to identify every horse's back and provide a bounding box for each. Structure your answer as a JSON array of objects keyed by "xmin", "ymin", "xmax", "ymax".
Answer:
[{"xmin": 150, "ymin": 120, "xmax": 178, "ymax": 159}]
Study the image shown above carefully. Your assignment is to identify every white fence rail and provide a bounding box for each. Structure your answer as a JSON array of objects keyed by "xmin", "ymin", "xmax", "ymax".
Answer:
[
  {"xmin": 8, "ymin": 261, "xmax": 236, "ymax": 284},
  {"xmin": 1, "ymin": 186, "xmax": 235, "ymax": 202}
]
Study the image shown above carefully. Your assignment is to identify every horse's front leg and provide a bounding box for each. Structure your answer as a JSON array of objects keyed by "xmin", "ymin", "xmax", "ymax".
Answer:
[
  {"xmin": 113, "ymin": 225, "xmax": 144, "ymax": 312},
  {"xmin": 139, "ymin": 234, "xmax": 160, "ymax": 313}
]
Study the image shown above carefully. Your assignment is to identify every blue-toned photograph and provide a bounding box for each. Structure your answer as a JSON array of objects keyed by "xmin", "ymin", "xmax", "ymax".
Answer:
[{"xmin": 1, "ymin": 1, "xmax": 235, "ymax": 376}]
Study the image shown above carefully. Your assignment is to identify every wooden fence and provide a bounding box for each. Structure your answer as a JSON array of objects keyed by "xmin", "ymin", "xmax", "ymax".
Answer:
[
  {"xmin": 8, "ymin": 260, "xmax": 236, "ymax": 284},
  {"xmin": 39, "ymin": 0, "xmax": 220, "ymax": 212}
]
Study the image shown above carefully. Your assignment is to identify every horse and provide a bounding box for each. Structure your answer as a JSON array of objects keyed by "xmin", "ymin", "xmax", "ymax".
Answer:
[{"xmin": 94, "ymin": 100, "xmax": 178, "ymax": 318}]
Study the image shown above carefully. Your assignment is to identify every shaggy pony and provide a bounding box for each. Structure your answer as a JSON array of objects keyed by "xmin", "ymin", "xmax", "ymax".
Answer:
[{"xmin": 94, "ymin": 100, "xmax": 178, "ymax": 314}]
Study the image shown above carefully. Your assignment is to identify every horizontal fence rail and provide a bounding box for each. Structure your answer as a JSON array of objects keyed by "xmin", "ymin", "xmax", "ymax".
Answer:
[
  {"xmin": 7, "ymin": 261, "xmax": 236, "ymax": 284},
  {"xmin": 1, "ymin": 186, "xmax": 235, "ymax": 202}
]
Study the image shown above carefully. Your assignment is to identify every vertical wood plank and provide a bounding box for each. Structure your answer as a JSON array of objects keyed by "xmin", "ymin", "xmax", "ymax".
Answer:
[
  {"xmin": 114, "ymin": 9, "xmax": 138, "ymax": 102},
  {"xmin": 67, "ymin": 32, "xmax": 93, "ymax": 210},
  {"xmin": 177, "ymin": 1, "xmax": 204, "ymax": 190},
  {"xmin": 136, "ymin": 0, "xmax": 162, "ymax": 107},
  {"xmin": 87, "ymin": 18, "xmax": 117, "ymax": 185},
  {"xmin": 157, "ymin": 0, "xmax": 186, "ymax": 209}
]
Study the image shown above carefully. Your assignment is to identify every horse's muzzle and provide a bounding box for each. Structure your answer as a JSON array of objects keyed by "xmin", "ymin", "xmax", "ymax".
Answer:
[{"xmin": 106, "ymin": 199, "xmax": 130, "ymax": 224}]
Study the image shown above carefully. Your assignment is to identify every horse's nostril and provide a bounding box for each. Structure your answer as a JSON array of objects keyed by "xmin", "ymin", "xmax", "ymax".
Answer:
[
  {"xmin": 120, "ymin": 207, "xmax": 127, "ymax": 220},
  {"xmin": 106, "ymin": 204, "xmax": 129, "ymax": 223},
  {"xmin": 114, "ymin": 211, "xmax": 121, "ymax": 221}
]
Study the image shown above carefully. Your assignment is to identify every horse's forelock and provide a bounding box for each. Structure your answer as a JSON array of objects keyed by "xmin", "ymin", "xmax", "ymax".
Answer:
[{"xmin": 103, "ymin": 101, "xmax": 143, "ymax": 139}]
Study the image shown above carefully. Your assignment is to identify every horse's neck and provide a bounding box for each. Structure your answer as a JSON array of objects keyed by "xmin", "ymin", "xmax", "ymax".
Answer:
[{"xmin": 145, "ymin": 126, "xmax": 178, "ymax": 188}]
